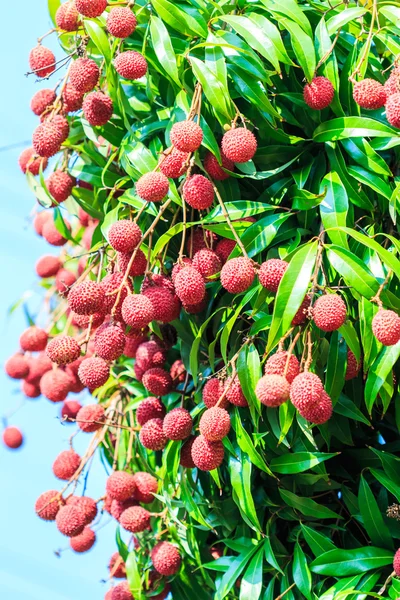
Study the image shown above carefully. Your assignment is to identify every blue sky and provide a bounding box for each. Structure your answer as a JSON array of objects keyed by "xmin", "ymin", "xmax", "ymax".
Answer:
[{"xmin": 0, "ymin": 3, "xmax": 116, "ymax": 598}]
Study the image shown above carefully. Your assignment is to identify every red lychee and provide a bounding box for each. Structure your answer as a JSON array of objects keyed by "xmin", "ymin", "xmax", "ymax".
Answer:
[
  {"xmin": 136, "ymin": 172, "xmax": 169, "ymax": 203},
  {"xmin": 75, "ymin": 0, "xmax": 107, "ymax": 17},
  {"xmin": 29, "ymin": 45, "xmax": 55, "ymax": 78},
  {"xmin": 313, "ymin": 294, "xmax": 347, "ymax": 332},
  {"xmin": 258, "ymin": 259, "xmax": 288, "ymax": 292},
  {"xmin": 66, "ymin": 495, "xmax": 98, "ymax": 525},
  {"xmin": 203, "ymin": 378, "xmax": 229, "ymax": 409},
  {"xmin": 224, "ymin": 375, "xmax": 248, "ymax": 407},
  {"xmin": 215, "ymin": 238, "xmax": 236, "ymax": 264},
  {"xmin": 56, "ymin": 268, "xmax": 77, "ymax": 295},
  {"xmin": 142, "ymin": 368, "xmax": 173, "ymax": 396},
  {"xmin": 47, "ymin": 170, "xmax": 75, "ymax": 203},
  {"xmin": 69, "ymin": 58, "xmax": 100, "ymax": 93},
  {"xmin": 46, "ymin": 335, "xmax": 81, "ymax": 365},
  {"xmin": 33, "ymin": 211, "xmax": 51, "ymax": 236},
  {"xmin": 120, "ymin": 505, "xmax": 150, "ymax": 533},
  {"xmin": 30, "ymin": 89, "xmax": 56, "ymax": 116},
  {"xmin": 5, "ymin": 353, "xmax": 29, "ymax": 379},
  {"xmin": 191, "ymin": 435, "xmax": 224, "ymax": 470},
  {"xmin": 2, "ymin": 426, "xmax": 23, "ymax": 449},
  {"xmin": 110, "ymin": 498, "xmax": 138, "ymax": 521},
  {"xmin": 221, "ymin": 257, "xmax": 254, "ymax": 293},
  {"xmin": 56, "ymin": 1, "xmax": 80, "ymax": 31},
  {"xmin": 290, "ymin": 372, "xmax": 324, "ymax": 411},
  {"xmin": 62, "ymin": 83, "xmax": 84, "ymax": 113},
  {"xmin": 111, "ymin": 581, "xmax": 133, "ymax": 600},
  {"xmin": 385, "ymin": 68, "xmax": 400, "ymax": 97},
  {"xmin": 345, "ymin": 349, "xmax": 361, "ymax": 380},
  {"xmin": 20, "ymin": 326, "xmax": 48, "ymax": 352},
  {"xmin": 19, "ymin": 148, "xmax": 48, "ymax": 175},
  {"xmin": 192, "ymin": 248, "xmax": 221, "ymax": 280},
  {"xmin": 52, "ymin": 449, "xmax": 81, "ymax": 480},
  {"xmin": 35, "ymin": 490, "xmax": 64, "ymax": 521},
  {"xmin": 32, "ymin": 122, "xmax": 63, "ymax": 157},
  {"xmin": 132, "ymin": 472, "xmax": 158, "ymax": 504},
  {"xmin": 61, "ymin": 399, "xmax": 82, "ymax": 421},
  {"xmin": 123, "ymin": 333, "xmax": 148, "ymax": 358},
  {"xmin": 135, "ymin": 340, "xmax": 166, "ymax": 371},
  {"xmin": 151, "ymin": 541, "xmax": 181, "ymax": 576},
  {"xmin": 56, "ymin": 504, "xmax": 86, "ymax": 537},
  {"xmin": 303, "ymin": 76, "xmax": 334, "ymax": 110},
  {"xmin": 174, "ymin": 266, "xmax": 205, "ymax": 304},
  {"xmin": 94, "ymin": 323, "xmax": 126, "ymax": 360},
  {"xmin": 42, "ymin": 218, "xmax": 69, "ymax": 246},
  {"xmin": 70, "ymin": 527, "xmax": 96, "ymax": 552},
  {"xmin": 170, "ymin": 120, "xmax": 203, "ymax": 152},
  {"xmin": 199, "ymin": 407, "xmax": 230, "ymax": 441},
  {"xmin": 204, "ymin": 150, "xmax": 234, "ymax": 180},
  {"xmin": 163, "ymin": 407, "xmax": 193, "ymax": 440},
  {"xmin": 264, "ymin": 351, "xmax": 300, "ymax": 384},
  {"xmin": 372, "ymin": 309, "xmax": 400, "ymax": 346},
  {"xmin": 182, "ymin": 174, "xmax": 214, "ymax": 210},
  {"xmin": 109, "ymin": 552, "xmax": 126, "ymax": 578},
  {"xmin": 78, "ymin": 357, "xmax": 110, "ymax": 390},
  {"xmin": 100, "ymin": 271, "xmax": 131, "ymax": 320},
  {"xmin": 255, "ymin": 374, "xmax": 290, "ymax": 407},
  {"xmin": 42, "ymin": 114, "xmax": 70, "ymax": 143},
  {"xmin": 170, "ymin": 359, "xmax": 186, "ymax": 384},
  {"xmin": 83, "ymin": 91, "xmax": 113, "ymax": 126},
  {"xmin": 35, "ymin": 255, "xmax": 61, "ymax": 278},
  {"xmin": 298, "ymin": 389, "xmax": 333, "ymax": 424},
  {"xmin": 117, "ymin": 249, "xmax": 147, "ymax": 277},
  {"xmin": 221, "ymin": 128, "xmax": 257, "ymax": 163},
  {"xmin": 385, "ymin": 93, "xmax": 400, "ymax": 128},
  {"xmin": 187, "ymin": 227, "xmax": 217, "ymax": 255},
  {"xmin": 393, "ymin": 548, "xmax": 400, "ymax": 576},
  {"xmin": 180, "ymin": 436, "xmax": 196, "ymax": 468},
  {"xmin": 76, "ymin": 404, "xmax": 105, "ymax": 432},
  {"xmin": 171, "ymin": 258, "xmax": 192, "ymax": 284},
  {"xmin": 353, "ymin": 79, "xmax": 386, "ymax": 109},
  {"xmin": 107, "ymin": 7, "xmax": 137, "ymax": 38},
  {"xmin": 40, "ymin": 369, "xmax": 71, "ymax": 402},
  {"xmin": 136, "ymin": 397, "xmax": 166, "ymax": 426},
  {"xmin": 143, "ymin": 286, "xmax": 181, "ymax": 323},
  {"xmin": 139, "ymin": 417, "xmax": 167, "ymax": 450},
  {"xmin": 121, "ymin": 294, "xmax": 155, "ymax": 328},
  {"xmin": 292, "ymin": 294, "xmax": 312, "ymax": 326},
  {"xmin": 68, "ymin": 280, "xmax": 105, "ymax": 315},
  {"xmin": 25, "ymin": 352, "xmax": 52, "ymax": 383},
  {"xmin": 159, "ymin": 148, "xmax": 189, "ymax": 179},
  {"xmin": 114, "ymin": 50, "xmax": 148, "ymax": 80},
  {"xmin": 109, "ymin": 220, "xmax": 142, "ymax": 253},
  {"xmin": 106, "ymin": 471, "xmax": 136, "ymax": 501},
  {"xmin": 22, "ymin": 380, "xmax": 41, "ymax": 398}
]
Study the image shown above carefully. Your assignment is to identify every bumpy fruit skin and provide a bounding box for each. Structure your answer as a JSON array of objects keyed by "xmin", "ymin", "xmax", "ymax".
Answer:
[
  {"xmin": 30, "ymin": 89, "xmax": 56, "ymax": 116},
  {"xmin": 68, "ymin": 281, "xmax": 105, "ymax": 315},
  {"xmin": 215, "ymin": 238, "xmax": 236, "ymax": 264},
  {"xmin": 120, "ymin": 505, "xmax": 150, "ymax": 533},
  {"xmin": 56, "ymin": 1, "xmax": 80, "ymax": 31},
  {"xmin": 385, "ymin": 67, "xmax": 400, "ymax": 97},
  {"xmin": 35, "ymin": 490, "xmax": 64, "ymax": 520},
  {"xmin": 44, "ymin": 114, "xmax": 70, "ymax": 143},
  {"xmin": 139, "ymin": 418, "xmax": 168, "ymax": 450},
  {"xmin": 204, "ymin": 151, "xmax": 234, "ymax": 180},
  {"xmin": 106, "ymin": 471, "xmax": 136, "ymax": 501},
  {"xmin": 19, "ymin": 148, "xmax": 48, "ymax": 175},
  {"xmin": 292, "ymin": 294, "xmax": 312, "ymax": 326},
  {"xmin": 70, "ymin": 527, "xmax": 96, "ymax": 553},
  {"xmin": 372, "ymin": 309, "xmax": 400, "ymax": 346},
  {"xmin": 56, "ymin": 504, "xmax": 86, "ymax": 537},
  {"xmin": 136, "ymin": 172, "xmax": 169, "ymax": 203},
  {"xmin": 124, "ymin": 333, "xmax": 148, "ymax": 358},
  {"xmin": 221, "ymin": 128, "xmax": 257, "ymax": 163},
  {"xmin": 170, "ymin": 359, "xmax": 186, "ymax": 384},
  {"xmin": 386, "ymin": 93, "xmax": 400, "ymax": 128},
  {"xmin": 345, "ymin": 349, "xmax": 361, "ymax": 380},
  {"xmin": 135, "ymin": 341, "xmax": 166, "ymax": 371},
  {"xmin": 53, "ymin": 449, "xmax": 81, "ymax": 480},
  {"xmin": 100, "ymin": 272, "xmax": 131, "ymax": 320},
  {"xmin": 40, "ymin": 369, "xmax": 71, "ymax": 402},
  {"xmin": 180, "ymin": 436, "xmax": 196, "ymax": 468},
  {"xmin": 114, "ymin": 51, "xmax": 148, "ymax": 80},
  {"xmin": 70, "ymin": 58, "xmax": 100, "ymax": 93},
  {"xmin": 56, "ymin": 268, "xmax": 76, "ymax": 295},
  {"xmin": 25, "ymin": 352, "xmax": 52, "ymax": 383},
  {"xmin": 163, "ymin": 407, "xmax": 193, "ymax": 440},
  {"xmin": 258, "ymin": 259, "xmax": 288, "ymax": 292},
  {"xmin": 29, "ymin": 45, "xmax": 55, "ymax": 78},
  {"xmin": 32, "ymin": 122, "xmax": 63, "ymax": 158},
  {"xmin": 2, "ymin": 426, "xmax": 23, "ymax": 449},
  {"xmin": 5, "ymin": 354, "xmax": 29, "ymax": 379},
  {"xmin": 61, "ymin": 400, "xmax": 82, "ymax": 421},
  {"xmin": 264, "ymin": 351, "xmax": 300, "ymax": 384},
  {"xmin": 353, "ymin": 79, "xmax": 386, "ymax": 109},
  {"xmin": 203, "ymin": 378, "xmax": 228, "ymax": 409},
  {"xmin": 255, "ymin": 374, "xmax": 290, "ymax": 407},
  {"xmin": 46, "ymin": 335, "xmax": 81, "ymax": 365},
  {"xmin": 159, "ymin": 148, "xmax": 189, "ymax": 179},
  {"xmin": 143, "ymin": 286, "xmax": 181, "ymax": 323},
  {"xmin": 313, "ymin": 294, "xmax": 347, "ymax": 331},
  {"xmin": 117, "ymin": 249, "xmax": 147, "ymax": 277},
  {"xmin": 76, "ymin": 404, "xmax": 105, "ymax": 432},
  {"xmin": 290, "ymin": 372, "xmax": 324, "ymax": 411},
  {"xmin": 393, "ymin": 548, "xmax": 400, "ymax": 576},
  {"xmin": 109, "ymin": 552, "xmax": 127, "ymax": 578},
  {"xmin": 75, "ymin": 0, "xmax": 107, "ymax": 17},
  {"xmin": 171, "ymin": 258, "xmax": 192, "ymax": 284},
  {"xmin": 62, "ymin": 84, "xmax": 84, "ymax": 113},
  {"xmin": 221, "ymin": 257, "xmax": 254, "ymax": 293},
  {"xmin": 191, "ymin": 435, "xmax": 224, "ymax": 471},
  {"xmin": 151, "ymin": 542, "xmax": 181, "ymax": 576},
  {"xmin": 122, "ymin": 294, "xmax": 155, "ymax": 328},
  {"xmin": 299, "ymin": 390, "xmax": 333, "ymax": 424},
  {"xmin": 303, "ymin": 76, "xmax": 334, "ymax": 109},
  {"xmin": 136, "ymin": 397, "xmax": 166, "ymax": 426},
  {"xmin": 170, "ymin": 120, "xmax": 203, "ymax": 152},
  {"xmin": 42, "ymin": 218, "xmax": 70, "ymax": 246},
  {"xmin": 83, "ymin": 91, "xmax": 113, "ymax": 126},
  {"xmin": 111, "ymin": 581, "xmax": 133, "ymax": 600},
  {"xmin": 46, "ymin": 170, "xmax": 75, "ymax": 203},
  {"xmin": 132, "ymin": 472, "xmax": 158, "ymax": 503},
  {"xmin": 107, "ymin": 7, "xmax": 137, "ymax": 37},
  {"xmin": 224, "ymin": 376, "xmax": 248, "ymax": 407},
  {"xmin": 111, "ymin": 498, "xmax": 138, "ymax": 521},
  {"xmin": 78, "ymin": 357, "xmax": 110, "ymax": 390},
  {"xmin": 174, "ymin": 266, "xmax": 205, "ymax": 304},
  {"xmin": 199, "ymin": 407, "xmax": 230, "ymax": 441},
  {"xmin": 142, "ymin": 368, "xmax": 173, "ymax": 396},
  {"xmin": 66, "ymin": 496, "xmax": 98, "ymax": 525},
  {"xmin": 182, "ymin": 174, "xmax": 214, "ymax": 210},
  {"xmin": 20, "ymin": 326, "xmax": 48, "ymax": 352},
  {"xmin": 192, "ymin": 249, "xmax": 221, "ymax": 280},
  {"xmin": 94, "ymin": 323, "xmax": 126, "ymax": 361},
  {"xmin": 187, "ymin": 227, "xmax": 217, "ymax": 255},
  {"xmin": 109, "ymin": 220, "xmax": 141, "ymax": 253}
]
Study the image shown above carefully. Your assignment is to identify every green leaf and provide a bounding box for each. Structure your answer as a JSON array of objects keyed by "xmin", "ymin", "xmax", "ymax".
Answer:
[
  {"xmin": 229, "ymin": 65, "xmax": 280, "ymax": 119},
  {"xmin": 325, "ymin": 331, "xmax": 347, "ymax": 403},
  {"xmin": 214, "ymin": 544, "xmax": 259, "ymax": 600},
  {"xmin": 310, "ymin": 546, "xmax": 393, "ymax": 576},
  {"xmin": 125, "ymin": 551, "xmax": 142, "ymax": 597},
  {"xmin": 84, "ymin": 20, "xmax": 111, "ymax": 63},
  {"xmin": 264, "ymin": 0, "xmax": 313, "ymax": 37},
  {"xmin": 359, "ymin": 475, "xmax": 393, "ymax": 550},
  {"xmin": 151, "ymin": 0, "xmax": 208, "ymax": 38},
  {"xmin": 320, "ymin": 172, "xmax": 348, "ymax": 248},
  {"xmin": 229, "ymin": 447, "xmax": 261, "ymax": 532},
  {"xmin": 314, "ymin": 117, "xmax": 400, "ymax": 142},
  {"xmin": 237, "ymin": 343, "xmax": 262, "ymax": 420},
  {"xmin": 280, "ymin": 18, "xmax": 315, "ymax": 82},
  {"xmin": 371, "ymin": 468, "xmax": 400, "ymax": 502},
  {"xmin": 279, "ymin": 489, "xmax": 342, "ymax": 519},
  {"xmin": 380, "ymin": 5, "xmax": 400, "ymax": 27},
  {"xmin": 341, "ymin": 138, "xmax": 392, "ymax": 177},
  {"xmin": 264, "ymin": 537, "xmax": 283, "ymax": 573},
  {"xmin": 232, "ymin": 410, "xmax": 274, "ymax": 476},
  {"xmin": 266, "ymin": 241, "xmax": 318, "ymax": 352},
  {"xmin": 150, "ymin": 16, "xmax": 181, "ymax": 85},
  {"xmin": 204, "ymin": 201, "xmax": 274, "ymax": 223},
  {"xmin": 230, "ymin": 213, "xmax": 291, "ymax": 259},
  {"xmin": 301, "ymin": 524, "xmax": 337, "ymax": 556},
  {"xmin": 326, "ymin": 7, "xmax": 366, "ymax": 35},
  {"xmin": 240, "ymin": 547, "xmax": 264, "ymax": 600},
  {"xmin": 365, "ymin": 341, "xmax": 400, "ymax": 413},
  {"xmin": 48, "ymin": 0, "xmax": 61, "ymax": 26},
  {"xmin": 293, "ymin": 542, "xmax": 312, "ymax": 600},
  {"xmin": 190, "ymin": 56, "xmax": 234, "ymax": 121},
  {"xmin": 348, "ymin": 165, "xmax": 393, "ymax": 200},
  {"xmin": 270, "ymin": 452, "xmax": 338, "ymax": 474},
  {"xmin": 335, "ymin": 394, "xmax": 370, "ymax": 426}
]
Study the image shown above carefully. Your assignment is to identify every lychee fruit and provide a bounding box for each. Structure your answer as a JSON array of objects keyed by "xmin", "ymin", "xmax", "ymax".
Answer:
[
  {"xmin": 121, "ymin": 294, "xmax": 155, "ymax": 328},
  {"xmin": 111, "ymin": 581, "xmax": 133, "ymax": 600},
  {"xmin": 204, "ymin": 150, "xmax": 234, "ymax": 180},
  {"xmin": 114, "ymin": 50, "xmax": 148, "ymax": 80},
  {"xmin": 159, "ymin": 148, "xmax": 189, "ymax": 179},
  {"xmin": 258, "ymin": 259, "xmax": 288, "ymax": 292},
  {"xmin": 78, "ymin": 357, "xmax": 110, "ymax": 390},
  {"xmin": 61, "ymin": 399, "xmax": 82, "ymax": 421},
  {"xmin": 100, "ymin": 271, "xmax": 131, "ymax": 319},
  {"xmin": 170, "ymin": 120, "xmax": 203, "ymax": 152},
  {"xmin": 199, "ymin": 407, "xmax": 230, "ymax": 441},
  {"xmin": 75, "ymin": 0, "xmax": 107, "ymax": 17},
  {"xmin": 123, "ymin": 333, "xmax": 148, "ymax": 358},
  {"xmin": 191, "ymin": 435, "xmax": 224, "ymax": 470},
  {"xmin": 5, "ymin": 353, "xmax": 29, "ymax": 379},
  {"xmin": 83, "ymin": 91, "xmax": 113, "ymax": 126},
  {"xmin": 142, "ymin": 368, "xmax": 173, "ymax": 396},
  {"xmin": 120, "ymin": 505, "xmax": 150, "ymax": 533},
  {"xmin": 22, "ymin": 380, "xmax": 41, "ymax": 398},
  {"xmin": 353, "ymin": 79, "xmax": 386, "ymax": 109},
  {"xmin": 69, "ymin": 58, "xmax": 100, "ymax": 93},
  {"xmin": 35, "ymin": 255, "xmax": 61, "ymax": 278},
  {"xmin": 174, "ymin": 266, "xmax": 205, "ymax": 304},
  {"xmin": 35, "ymin": 490, "xmax": 64, "ymax": 521},
  {"xmin": 43, "ymin": 114, "xmax": 70, "ymax": 143},
  {"xmin": 303, "ymin": 76, "xmax": 334, "ymax": 110},
  {"xmin": 255, "ymin": 374, "xmax": 290, "ymax": 407},
  {"xmin": 30, "ymin": 88, "xmax": 56, "ymax": 116},
  {"xmin": 46, "ymin": 170, "xmax": 75, "ymax": 203},
  {"xmin": 40, "ymin": 369, "xmax": 71, "ymax": 402},
  {"xmin": 182, "ymin": 174, "xmax": 214, "ymax": 210},
  {"xmin": 215, "ymin": 238, "xmax": 236, "ymax": 264},
  {"xmin": 110, "ymin": 498, "xmax": 138, "ymax": 522},
  {"xmin": 56, "ymin": 268, "xmax": 77, "ymax": 295},
  {"xmin": 68, "ymin": 280, "xmax": 105, "ymax": 315},
  {"xmin": 33, "ymin": 211, "xmax": 51, "ymax": 236},
  {"xmin": 224, "ymin": 375, "xmax": 248, "ymax": 407},
  {"xmin": 24, "ymin": 352, "xmax": 52, "ymax": 383},
  {"xmin": 19, "ymin": 148, "xmax": 48, "ymax": 175},
  {"xmin": 94, "ymin": 322, "xmax": 126, "ymax": 360},
  {"xmin": 56, "ymin": 504, "xmax": 86, "ymax": 537},
  {"xmin": 136, "ymin": 172, "xmax": 169, "ymax": 203},
  {"xmin": 171, "ymin": 258, "xmax": 192, "ymax": 284},
  {"xmin": 66, "ymin": 495, "xmax": 97, "ymax": 525},
  {"xmin": 143, "ymin": 286, "xmax": 181, "ymax": 323},
  {"xmin": 264, "ymin": 351, "xmax": 300, "ymax": 384},
  {"xmin": 345, "ymin": 349, "xmax": 361, "ymax": 380},
  {"xmin": 139, "ymin": 417, "xmax": 167, "ymax": 450},
  {"xmin": 313, "ymin": 294, "xmax": 347, "ymax": 331},
  {"xmin": 180, "ymin": 436, "xmax": 196, "ymax": 468},
  {"xmin": 76, "ymin": 403, "xmax": 106, "ymax": 432},
  {"xmin": 2, "ymin": 426, "xmax": 23, "ymax": 449},
  {"xmin": 202, "ymin": 378, "xmax": 229, "ymax": 409},
  {"xmin": 385, "ymin": 92, "xmax": 400, "ymax": 128},
  {"xmin": 107, "ymin": 7, "xmax": 137, "ymax": 38},
  {"xmin": 70, "ymin": 527, "xmax": 96, "ymax": 552},
  {"xmin": 109, "ymin": 220, "xmax": 142, "ymax": 253},
  {"xmin": 136, "ymin": 397, "xmax": 166, "ymax": 426},
  {"xmin": 170, "ymin": 359, "xmax": 186, "ymax": 384},
  {"xmin": 192, "ymin": 248, "xmax": 221, "ymax": 280},
  {"xmin": 29, "ymin": 45, "xmax": 55, "ymax": 78},
  {"xmin": 221, "ymin": 128, "xmax": 257, "ymax": 163},
  {"xmin": 117, "ymin": 249, "xmax": 147, "ymax": 277},
  {"xmin": 298, "ymin": 389, "xmax": 333, "ymax": 424},
  {"xmin": 163, "ymin": 407, "xmax": 193, "ymax": 440},
  {"xmin": 42, "ymin": 218, "xmax": 69, "ymax": 246},
  {"xmin": 46, "ymin": 335, "xmax": 81, "ymax": 365},
  {"xmin": 290, "ymin": 372, "xmax": 324, "ymax": 411},
  {"xmin": 56, "ymin": 1, "xmax": 80, "ymax": 31},
  {"xmin": 52, "ymin": 449, "xmax": 81, "ymax": 480},
  {"xmin": 372, "ymin": 309, "xmax": 400, "ymax": 345},
  {"xmin": 109, "ymin": 552, "xmax": 126, "ymax": 578},
  {"xmin": 20, "ymin": 326, "xmax": 48, "ymax": 352},
  {"xmin": 106, "ymin": 471, "xmax": 136, "ymax": 501},
  {"xmin": 187, "ymin": 227, "xmax": 217, "ymax": 255},
  {"xmin": 135, "ymin": 340, "xmax": 166, "ymax": 371},
  {"xmin": 151, "ymin": 541, "xmax": 181, "ymax": 576},
  {"xmin": 32, "ymin": 122, "xmax": 63, "ymax": 157},
  {"xmin": 385, "ymin": 67, "xmax": 400, "ymax": 97},
  {"xmin": 292, "ymin": 294, "xmax": 312, "ymax": 326},
  {"xmin": 393, "ymin": 548, "xmax": 400, "ymax": 576},
  {"xmin": 62, "ymin": 84, "xmax": 84, "ymax": 113},
  {"xmin": 132, "ymin": 472, "xmax": 158, "ymax": 504},
  {"xmin": 221, "ymin": 257, "xmax": 254, "ymax": 293}
]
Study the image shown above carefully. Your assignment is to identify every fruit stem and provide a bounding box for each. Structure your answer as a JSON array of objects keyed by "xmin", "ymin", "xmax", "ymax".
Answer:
[
  {"xmin": 283, "ymin": 331, "xmax": 302, "ymax": 377},
  {"xmin": 349, "ymin": 0, "xmax": 378, "ymax": 82},
  {"xmin": 212, "ymin": 183, "xmax": 249, "ymax": 258},
  {"xmin": 303, "ymin": 330, "xmax": 313, "ymax": 372},
  {"xmin": 370, "ymin": 269, "xmax": 392, "ymax": 308}
]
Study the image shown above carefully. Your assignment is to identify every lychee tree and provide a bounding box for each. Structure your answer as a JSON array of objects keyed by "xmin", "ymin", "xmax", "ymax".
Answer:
[{"xmin": 5, "ymin": 0, "xmax": 400, "ymax": 597}]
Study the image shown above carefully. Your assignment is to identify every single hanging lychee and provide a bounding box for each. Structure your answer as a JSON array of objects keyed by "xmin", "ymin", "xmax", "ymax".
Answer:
[
  {"xmin": 221, "ymin": 128, "xmax": 257, "ymax": 163},
  {"xmin": 353, "ymin": 79, "xmax": 386, "ymax": 110},
  {"xmin": 170, "ymin": 120, "xmax": 203, "ymax": 152},
  {"xmin": 303, "ymin": 76, "xmax": 334, "ymax": 110}
]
